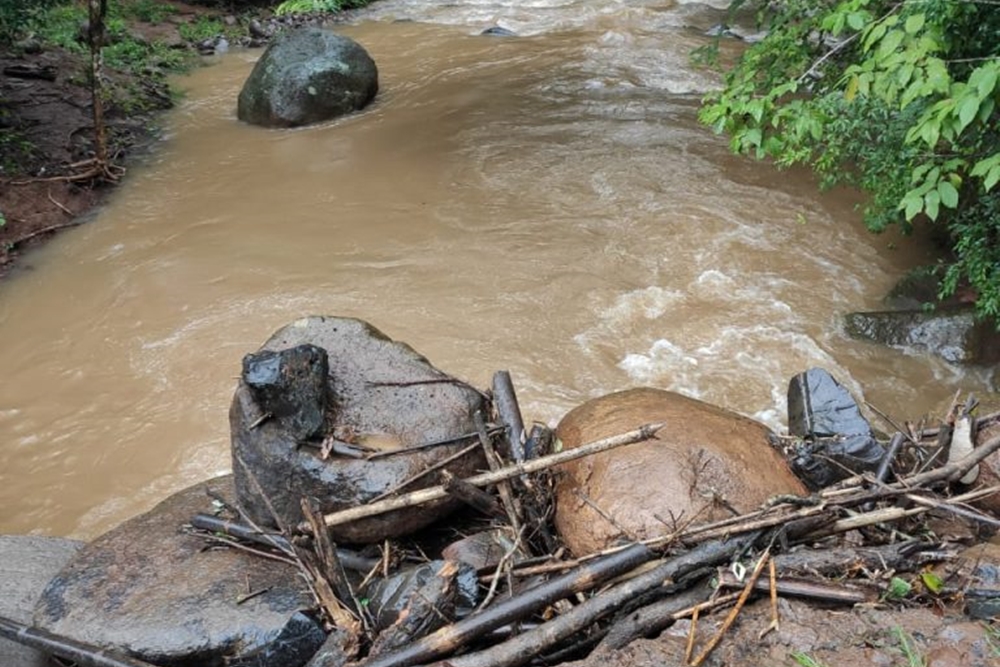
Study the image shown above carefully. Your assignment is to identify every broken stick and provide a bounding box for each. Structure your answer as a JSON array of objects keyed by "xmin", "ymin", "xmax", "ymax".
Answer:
[{"xmin": 300, "ymin": 422, "xmax": 664, "ymax": 534}]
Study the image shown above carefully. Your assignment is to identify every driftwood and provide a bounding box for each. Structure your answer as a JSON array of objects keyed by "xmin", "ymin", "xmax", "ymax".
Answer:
[
  {"xmin": 353, "ymin": 543, "xmax": 654, "ymax": 667},
  {"xmin": 435, "ymin": 539, "xmax": 750, "ymax": 667},
  {"xmin": 188, "ymin": 513, "xmax": 378, "ymax": 573},
  {"xmin": 441, "ymin": 470, "xmax": 506, "ymax": 519},
  {"xmin": 600, "ymin": 583, "xmax": 714, "ymax": 651},
  {"xmin": 302, "ymin": 423, "xmax": 665, "ymax": 534},
  {"xmin": 715, "ymin": 571, "xmax": 871, "ymax": 604},
  {"xmin": 492, "ymin": 370, "xmax": 526, "ymax": 463},
  {"xmin": 0, "ymin": 615, "xmax": 157, "ymax": 667}
]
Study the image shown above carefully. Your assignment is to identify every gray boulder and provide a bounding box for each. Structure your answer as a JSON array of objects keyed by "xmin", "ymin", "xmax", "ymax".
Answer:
[
  {"xmin": 33, "ymin": 476, "xmax": 325, "ymax": 667},
  {"xmin": 1, "ymin": 535, "xmax": 83, "ymax": 667},
  {"xmin": 231, "ymin": 316, "xmax": 487, "ymax": 544},
  {"xmin": 844, "ymin": 306, "xmax": 1000, "ymax": 365},
  {"xmin": 237, "ymin": 27, "xmax": 378, "ymax": 128}
]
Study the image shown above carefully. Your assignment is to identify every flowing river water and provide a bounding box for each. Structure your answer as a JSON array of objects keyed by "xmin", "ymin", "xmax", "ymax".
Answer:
[{"xmin": 1, "ymin": 0, "xmax": 996, "ymax": 540}]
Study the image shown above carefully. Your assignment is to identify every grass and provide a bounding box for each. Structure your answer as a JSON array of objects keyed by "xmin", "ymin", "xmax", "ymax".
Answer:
[
  {"xmin": 789, "ymin": 652, "xmax": 829, "ymax": 667},
  {"xmin": 984, "ymin": 622, "xmax": 1000, "ymax": 658},
  {"xmin": 893, "ymin": 626, "xmax": 926, "ymax": 667}
]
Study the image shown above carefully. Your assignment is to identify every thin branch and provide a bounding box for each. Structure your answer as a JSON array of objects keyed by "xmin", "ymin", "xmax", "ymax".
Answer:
[{"xmin": 303, "ymin": 423, "xmax": 665, "ymax": 533}]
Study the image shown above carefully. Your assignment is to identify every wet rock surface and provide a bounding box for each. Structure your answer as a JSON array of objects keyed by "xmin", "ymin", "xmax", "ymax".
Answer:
[
  {"xmin": 0, "ymin": 535, "xmax": 83, "ymax": 667},
  {"xmin": 786, "ymin": 368, "xmax": 885, "ymax": 489},
  {"xmin": 553, "ymin": 388, "xmax": 807, "ymax": 555},
  {"xmin": 231, "ymin": 316, "xmax": 486, "ymax": 543},
  {"xmin": 242, "ymin": 344, "xmax": 330, "ymax": 442},
  {"xmin": 566, "ymin": 597, "xmax": 995, "ymax": 667},
  {"xmin": 33, "ymin": 476, "xmax": 323, "ymax": 667},
  {"xmin": 844, "ymin": 306, "xmax": 1000, "ymax": 365},
  {"xmin": 237, "ymin": 27, "xmax": 378, "ymax": 128}
]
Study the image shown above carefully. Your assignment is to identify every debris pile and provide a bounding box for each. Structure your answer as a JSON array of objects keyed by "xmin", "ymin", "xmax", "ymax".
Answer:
[{"xmin": 2, "ymin": 318, "xmax": 999, "ymax": 667}]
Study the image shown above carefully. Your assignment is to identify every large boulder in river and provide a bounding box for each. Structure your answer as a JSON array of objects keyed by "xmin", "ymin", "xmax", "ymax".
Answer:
[
  {"xmin": 1, "ymin": 535, "xmax": 82, "ymax": 667},
  {"xmin": 231, "ymin": 316, "xmax": 487, "ymax": 543},
  {"xmin": 554, "ymin": 388, "xmax": 807, "ymax": 555},
  {"xmin": 237, "ymin": 27, "xmax": 378, "ymax": 128},
  {"xmin": 33, "ymin": 476, "xmax": 326, "ymax": 667}
]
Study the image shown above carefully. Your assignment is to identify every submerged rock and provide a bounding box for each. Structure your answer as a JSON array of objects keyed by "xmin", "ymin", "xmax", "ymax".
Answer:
[
  {"xmin": 844, "ymin": 306, "xmax": 1000, "ymax": 365},
  {"xmin": 237, "ymin": 27, "xmax": 378, "ymax": 128},
  {"xmin": 1, "ymin": 535, "xmax": 83, "ymax": 667},
  {"xmin": 553, "ymin": 388, "xmax": 806, "ymax": 555},
  {"xmin": 33, "ymin": 477, "xmax": 325, "ymax": 667},
  {"xmin": 231, "ymin": 316, "xmax": 487, "ymax": 543}
]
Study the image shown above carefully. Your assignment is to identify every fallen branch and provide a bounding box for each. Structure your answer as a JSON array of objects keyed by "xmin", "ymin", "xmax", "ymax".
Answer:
[
  {"xmin": 353, "ymin": 543, "xmax": 654, "ymax": 667},
  {"xmin": 690, "ymin": 547, "xmax": 770, "ymax": 666},
  {"xmin": 0, "ymin": 615, "xmax": 157, "ymax": 667},
  {"xmin": 433, "ymin": 538, "xmax": 749, "ymax": 667},
  {"xmin": 304, "ymin": 423, "xmax": 665, "ymax": 533}
]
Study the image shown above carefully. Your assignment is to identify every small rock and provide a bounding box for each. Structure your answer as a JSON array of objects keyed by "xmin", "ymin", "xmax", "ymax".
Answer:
[
  {"xmin": 481, "ymin": 26, "xmax": 517, "ymax": 37},
  {"xmin": 242, "ymin": 344, "xmax": 329, "ymax": 442},
  {"xmin": 442, "ymin": 528, "xmax": 527, "ymax": 571}
]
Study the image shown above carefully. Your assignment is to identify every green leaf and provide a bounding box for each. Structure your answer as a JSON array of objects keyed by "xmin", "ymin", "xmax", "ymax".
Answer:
[
  {"xmin": 902, "ymin": 194, "xmax": 923, "ymax": 220},
  {"xmin": 956, "ymin": 95, "xmax": 980, "ymax": 134},
  {"xmin": 847, "ymin": 12, "xmax": 867, "ymax": 31},
  {"xmin": 904, "ymin": 13, "xmax": 925, "ymax": 34},
  {"xmin": 986, "ymin": 166, "xmax": 1000, "ymax": 192},
  {"xmin": 938, "ymin": 180, "xmax": 959, "ymax": 209},
  {"xmin": 877, "ymin": 29, "xmax": 905, "ymax": 58},
  {"xmin": 921, "ymin": 571, "xmax": 944, "ymax": 594},
  {"xmin": 924, "ymin": 189, "xmax": 940, "ymax": 220},
  {"xmin": 969, "ymin": 64, "xmax": 999, "ymax": 98},
  {"xmin": 885, "ymin": 577, "xmax": 912, "ymax": 600}
]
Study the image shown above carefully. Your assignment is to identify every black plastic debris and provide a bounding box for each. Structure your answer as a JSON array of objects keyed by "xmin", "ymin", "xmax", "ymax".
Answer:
[
  {"xmin": 786, "ymin": 368, "xmax": 886, "ymax": 489},
  {"xmin": 365, "ymin": 560, "xmax": 478, "ymax": 657}
]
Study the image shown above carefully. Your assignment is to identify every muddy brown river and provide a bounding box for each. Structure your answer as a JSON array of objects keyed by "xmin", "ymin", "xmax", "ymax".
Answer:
[{"xmin": 1, "ymin": 0, "xmax": 996, "ymax": 540}]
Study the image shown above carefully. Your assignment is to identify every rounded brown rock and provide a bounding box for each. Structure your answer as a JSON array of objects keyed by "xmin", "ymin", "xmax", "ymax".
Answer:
[{"xmin": 554, "ymin": 387, "xmax": 807, "ymax": 555}]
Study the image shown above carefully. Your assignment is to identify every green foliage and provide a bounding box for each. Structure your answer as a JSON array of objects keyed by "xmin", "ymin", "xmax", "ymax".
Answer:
[
  {"xmin": 0, "ymin": 0, "xmax": 61, "ymax": 43},
  {"xmin": 120, "ymin": 0, "xmax": 178, "ymax": 24},
  {"xmin": 177, "ymin": 15, "xmax": 226, "ymax": 42},
  {"xmin": 700, "ymin": 0, "xmax": 1000, "ymax": 322},
  {"xmin": 893, "ymin": 626, "xmax": 926, "ymax": 667},
  {"xmin": 790, "ymin": 652, "xmax": 829, "ymax": 667},
  {"xmin": 883, "ymin": 576, "xmax": 912, "ymax": 601},
  {"xmin": 275, "ymin": 0, "xmax": 368, "ymax": 15}
]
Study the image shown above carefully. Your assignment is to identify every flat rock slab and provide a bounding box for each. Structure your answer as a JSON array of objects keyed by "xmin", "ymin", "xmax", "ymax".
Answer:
[
  {"xmin": 1, "ymin": 535, "xmax": 83, "ymax": 667},
  {"xmin": 33, "ymin": 476, "xmax": 325, "ymax": 667},
  {"xmin": 554, "ymin": 388, "xmax": 807, "ymax": 555},
  {"xmin": 231, "ymin": 316, "xmax": 486, "ymax": 543}
]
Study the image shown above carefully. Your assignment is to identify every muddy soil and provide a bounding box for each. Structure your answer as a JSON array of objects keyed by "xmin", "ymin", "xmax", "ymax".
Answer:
[{"xmin": 0, "ymin": 1, "xmax": 224, "ymax": 278}]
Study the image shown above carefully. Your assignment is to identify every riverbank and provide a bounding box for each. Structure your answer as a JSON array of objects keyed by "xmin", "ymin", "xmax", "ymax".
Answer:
[
  {"xmin": 0, "ymin": 0, "xmax": 352, "ymax": 279},
  {"xmin": 0, "ymin": 1, "xmax": 212, "ymax": 278}
]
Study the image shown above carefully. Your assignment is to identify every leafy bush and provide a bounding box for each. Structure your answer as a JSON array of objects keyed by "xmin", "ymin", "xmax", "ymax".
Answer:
[
  {"xmin": 275, "ymin": 0, "xmax": 369, "ymax": 15},
  {"xmin": 120, "ymin": 0, "xmax": 178, "ymax": 24},
  {"xmin": 700, "ymin": 0, "xmax": 1000, "ymax": 321},
  {"xmin": 0, "ymin": 0, "xmax": 62, "ymax": 44}
]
